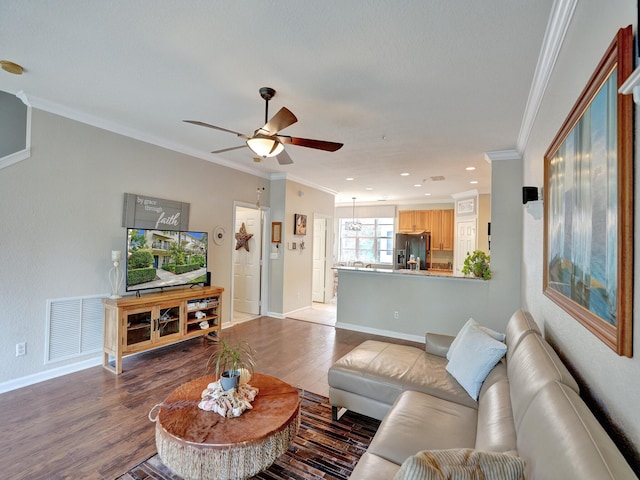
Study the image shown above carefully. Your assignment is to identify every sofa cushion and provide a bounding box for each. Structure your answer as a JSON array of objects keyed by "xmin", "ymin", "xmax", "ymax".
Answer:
[
  {"xmin": 425, "ymin": 332, "xmax": 454, "ymax": 357},
  {"xmin": 349, "ymin": 452, "xmax": 401, "ymax": 480},
  {"xmin": 507, "ymin": 333, "xmax": 579, "ymax": 429},
  {"xmin": 329, "ymin": 340, "xmax": 478, "ymax": 410},
  {"xmin": 475, "ymin": 362, "xmax": 517, "ymax": 453},
  {"xmin": 505, "ymin": 310, "xmax": 541, "ymax": 362},
  {"xmin": 367, "ymin": 390, "xmax": 478, "ymax": 466},
  {"xmin": 446, "ymin": 323, "xmax": 507, "ymax": 400},
  {"xmin": 394, "ymin": 449, "xmax": 524, "ymax": 480},
  {"xmin": 517, "ymin": 381, "xmax": 636, "ymax": 479}
]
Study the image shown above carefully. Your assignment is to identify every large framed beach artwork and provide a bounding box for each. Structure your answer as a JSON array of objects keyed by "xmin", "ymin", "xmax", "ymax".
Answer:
[{"xmin": 544, "ymin": 26, "xmax": 633, "ymax": 357}]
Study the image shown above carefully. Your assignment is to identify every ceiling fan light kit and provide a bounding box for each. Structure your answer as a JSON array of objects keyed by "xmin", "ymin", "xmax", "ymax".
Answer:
[
  {"xmin": 246, "ymin": 135, "xmax": 284, "ymax": 157},
  {"xmin": 184, "ymin": 87, "xmax": 343, "ymax": 165}
]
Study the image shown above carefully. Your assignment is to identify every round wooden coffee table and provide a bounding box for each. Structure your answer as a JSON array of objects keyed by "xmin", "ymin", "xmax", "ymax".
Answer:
[{"xmin": 153, "ymin": 373, "xmax": 300, "ymax": 480}]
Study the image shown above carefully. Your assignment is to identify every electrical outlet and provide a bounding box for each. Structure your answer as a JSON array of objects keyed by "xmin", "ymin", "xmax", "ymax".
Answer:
[
  {"xmin": 16, "ymin": 342, "xmax": 26, "ymax": 356},
  {"xmin": 394, "ymin": 311, "xmax": 399, "ymax": 319}
]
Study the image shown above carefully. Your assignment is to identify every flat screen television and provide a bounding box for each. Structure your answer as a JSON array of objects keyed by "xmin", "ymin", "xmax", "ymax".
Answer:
[{"xmin": 126, "ymin": 228, "xmax": 208, "ymax": 292}]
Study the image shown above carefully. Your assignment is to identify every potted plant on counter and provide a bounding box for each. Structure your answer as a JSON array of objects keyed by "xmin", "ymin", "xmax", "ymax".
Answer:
[
  {"xmin": 206, "ymin": 339, "xmax": 256, "ymax": 391},
  {"xmin": 461, "ymin": 250, "xmax": 492, "ymax": 280}
]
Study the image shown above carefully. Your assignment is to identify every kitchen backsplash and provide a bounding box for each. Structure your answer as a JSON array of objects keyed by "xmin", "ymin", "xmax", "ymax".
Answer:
[
  {"xmin": 430, "ymin": 250, "xmax": 453, "ymax": 269},
  {"xmin": 430, "ymin": 262, "xmax": 453, "ymax": 270}
]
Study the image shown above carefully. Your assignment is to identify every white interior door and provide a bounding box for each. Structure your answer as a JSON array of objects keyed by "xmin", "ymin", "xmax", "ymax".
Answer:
[
  {"xmin": 233, "ymin": 206, "xmax": 262, "ymax": 315},
  {"xmin": 312, "ymin": 217, "xmax": 327, "ymax": 302},
  {"xmin": 455, "ymin": 219, "xmax": 477, "ymax": 274}
]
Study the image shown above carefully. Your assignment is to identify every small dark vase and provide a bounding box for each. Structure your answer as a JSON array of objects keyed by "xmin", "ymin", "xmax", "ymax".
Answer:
[{"xmin": 220, "ymin": 370, "xmax": 240, "ymax": 391}]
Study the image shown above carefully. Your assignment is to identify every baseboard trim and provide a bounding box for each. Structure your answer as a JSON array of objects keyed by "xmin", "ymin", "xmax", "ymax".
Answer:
[
  {"xmin": 0, "ymin": 356, "xmax": 101, "ymax": 394},
  {"xmin": 335, "ymin": 322, "xmax": 424, "ymax": 344}
]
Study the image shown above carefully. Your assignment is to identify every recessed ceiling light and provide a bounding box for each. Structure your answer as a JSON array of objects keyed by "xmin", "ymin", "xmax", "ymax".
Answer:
[
  {"xmin": 346, "ymin": 177, "xmax": 354, "ymax": 181},
  {"xmin": 466, "ymin": 166, "xmax": 476, "ymax": 171},
  {"xmin": 365, "ymin": 187, "xmax": 373, "ymax": 191},
  {"xmin": 414, "ymin": 184, "xmax": 422, "ymax": 187},
  {"xmin": 400, "ymin": 172, "xmax": 410, "ymax": 176},
  {"xmin": 424, "ymin": 193, "xmax": 432, "ymax": 196},
  {"xmin": 470, "ymin": 180, "xmax": 478, "ymax": 184}
]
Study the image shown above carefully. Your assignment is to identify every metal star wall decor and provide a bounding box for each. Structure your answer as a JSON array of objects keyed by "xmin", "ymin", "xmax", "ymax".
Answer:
[{"xmin": 235, "ymin": 222, "xmax": 253, "ymax": 251}]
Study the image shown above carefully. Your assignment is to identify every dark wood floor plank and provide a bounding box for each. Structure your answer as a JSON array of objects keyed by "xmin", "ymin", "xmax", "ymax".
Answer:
[{"xmin": 0, "ymin": 317, "xmax": 421, "ymax": 479}]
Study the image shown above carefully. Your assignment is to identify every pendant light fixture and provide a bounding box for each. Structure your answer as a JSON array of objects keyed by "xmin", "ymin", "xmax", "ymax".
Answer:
[{"xmin": 346, "ymin": 197, "xmax": 362, "ymax": 231}]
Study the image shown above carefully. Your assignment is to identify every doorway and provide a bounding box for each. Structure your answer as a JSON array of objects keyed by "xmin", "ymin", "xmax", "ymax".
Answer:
[
  {"xmin": 312, "ymin": 216, "xmax": 328, "ymax": 303},
  {"xmin": 232, "ymin": 204, "xmax": 268, "ymax": 323},
  {"xmin": 455, "ymin": 219, "xmax": 477, "ymax": 274}
]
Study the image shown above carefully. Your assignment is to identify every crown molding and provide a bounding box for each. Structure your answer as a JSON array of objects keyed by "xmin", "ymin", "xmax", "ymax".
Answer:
[
  {"xmin": 18, "ymin": 92, "xmax": 273, "ymax": 180},
  {"xmin": 270, "ymin": 172, "xmax": 338, "ymax": 196},
  {"xmin": 619, "ymin": 64, "xmax": 640, "ymax": 104},
  {"xmin": 516, "ymin": 0, "xmax": 578, "ymax": 152},
  {"xmin": 451, "ymin": 189, "xmax": 479, "ymax": 199},
  {"xmin": 484, "ymin": 149, "xmax": 521, "ymax": 162}
]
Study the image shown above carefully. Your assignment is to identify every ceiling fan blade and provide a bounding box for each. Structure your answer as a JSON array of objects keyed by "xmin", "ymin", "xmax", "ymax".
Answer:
[
  {"xmin": 276, "ymin": 149, "xmax": 294, "ymax": 165},
  {"xmin": 279, "ymin": 136, "xmax": 343, "ymax": 152},
  {"xmin": 184, "ymin": 120, "xmax": 249, "ymax": 139},
  {"xmin": 212, "ymin": 145, "xmax": 247, "ymax": 154},
  {"xmin": 260, "ymin": 107, "xmax": 297, "ymax": 135}
]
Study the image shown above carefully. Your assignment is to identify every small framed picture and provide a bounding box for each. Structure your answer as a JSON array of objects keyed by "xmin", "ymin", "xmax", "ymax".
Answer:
[
  {"xmin": 457, "ymin": 198, "xmax": 475, "ymax": 215},
  {"xmin": 271, "ymin": 222, "xmax": 282, "ymax": 243},
  {"xmin": 294, "ymin": 214, "xmax": 307, "ymax": 235}
]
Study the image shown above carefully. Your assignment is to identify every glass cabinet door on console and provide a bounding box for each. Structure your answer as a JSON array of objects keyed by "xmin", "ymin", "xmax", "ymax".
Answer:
[
  {"xmin": 124, "ymin": 302, "xmax": 182, "ymax": 349},
  {"xmin": 156, "ymin": 303, "xmax": 182, "ymax": 340},
  {"xmin": 124, "ymin": 307, "xmax": 153, "ymax": 347}
]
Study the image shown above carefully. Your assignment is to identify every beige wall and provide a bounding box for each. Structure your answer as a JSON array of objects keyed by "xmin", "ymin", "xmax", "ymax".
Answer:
[
  {"xmin": 281, "ymin": 180, "xmax": 334, "ymax": 314},
  {"xmin": 521, "ymin": 0, "xmax": 639, "ymax": 455},
  {"xmin": 0, "ymin": 108, "xmax": 273, "ymax": 384},
  {"xmin": 477, "ymin": 193, "xmax": 491, "ymax": 253}
]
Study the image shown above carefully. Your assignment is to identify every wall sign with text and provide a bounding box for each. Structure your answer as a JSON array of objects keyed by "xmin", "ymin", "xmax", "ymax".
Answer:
[{"xmin": 122, "ymin": 193, "xmax": 190, "ymax": 231}]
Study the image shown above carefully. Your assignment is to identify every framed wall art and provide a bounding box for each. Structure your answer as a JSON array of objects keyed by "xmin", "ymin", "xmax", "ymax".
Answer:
[
  {"xmin": 271, "ymin": 222, "xmax": 282, "ymax": 243},
  {"xmin": 543, "ymin": 25, "xmax": 633, "ymax": 357},
  {"xmin": 456, "ymin": 198, "xmax": 476, "ymax": 215},
  {"xmin": 294, "ymin": 214, "xmax": 307, "ymax": 235}
]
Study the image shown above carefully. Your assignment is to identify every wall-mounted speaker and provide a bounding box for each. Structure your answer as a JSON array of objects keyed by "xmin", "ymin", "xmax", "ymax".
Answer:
[{"xmin": 522, "ymin": 186, "xmax": 539, "ymax": 204}]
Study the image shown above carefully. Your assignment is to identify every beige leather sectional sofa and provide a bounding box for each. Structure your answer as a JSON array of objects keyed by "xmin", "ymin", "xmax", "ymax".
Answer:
[{"xmin": 328, "ymin": 310, "xmax": 637, "ymax": 479}]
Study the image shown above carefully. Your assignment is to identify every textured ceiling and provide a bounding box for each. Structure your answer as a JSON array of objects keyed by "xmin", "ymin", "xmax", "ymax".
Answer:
[{"xmin": 0, "ymin": 0, "xmax": 554, "ymax": 205}]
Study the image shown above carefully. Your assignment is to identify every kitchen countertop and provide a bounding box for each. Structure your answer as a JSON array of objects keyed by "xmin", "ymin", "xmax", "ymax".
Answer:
[{"xmin": 333, "ymin": 266, "xmax": 482, "ymax": 280}]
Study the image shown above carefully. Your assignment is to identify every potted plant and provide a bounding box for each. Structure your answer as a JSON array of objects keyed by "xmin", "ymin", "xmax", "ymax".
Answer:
[
  {"xmin": 461, "ymin": 250, "xmax": 492, "ymax": 280},
  {"xmin": 206, "ymin": 339, "xmax": 256, "ymax": 391}
]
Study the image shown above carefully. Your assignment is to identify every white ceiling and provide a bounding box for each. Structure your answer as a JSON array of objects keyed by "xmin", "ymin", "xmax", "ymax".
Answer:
[{"xmin": 0, "ymin": 0, "xmax": 556, "ymax": 205}]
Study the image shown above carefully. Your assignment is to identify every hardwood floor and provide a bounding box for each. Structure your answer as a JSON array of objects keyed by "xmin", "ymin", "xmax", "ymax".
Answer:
[{"xmin": 0, "ymin": 317, "xmax": 422, "ymax": 479}]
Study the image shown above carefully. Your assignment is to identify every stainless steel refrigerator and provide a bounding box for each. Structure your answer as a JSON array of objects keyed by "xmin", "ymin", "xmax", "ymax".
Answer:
[{"xmin": 395, "ymin": 232, "xmax": 431, "ymax": 270}]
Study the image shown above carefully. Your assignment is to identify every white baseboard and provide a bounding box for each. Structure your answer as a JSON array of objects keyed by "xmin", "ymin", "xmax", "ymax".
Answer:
[
  {"xmin": 0, "ymin": 356, "xmax": 102, "ymax": 395},
  {"xmin": 335, "ymin": 322, "xmax": 424, "ymax": 344}
]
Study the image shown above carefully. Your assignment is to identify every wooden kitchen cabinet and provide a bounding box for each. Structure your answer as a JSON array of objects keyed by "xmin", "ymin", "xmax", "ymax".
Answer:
[
  {"xmin": 398, "ymin": 209, "xmax": 453, "ymax": 250},
  {"xmin": 431, "ymin": 209, "xmax": 454, "ymax": 251},
  {"xmin": 103, "ymin": 286, "xmax": 223, "ymax": 374},
  {"xmin": 398, "ymin": 210, "xmax": 429, "ymax": 233}
]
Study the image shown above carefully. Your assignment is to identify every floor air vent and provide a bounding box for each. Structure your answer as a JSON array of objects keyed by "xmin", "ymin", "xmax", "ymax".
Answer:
[{"xmin": 45, "ymin": 294, "xmax": 105, "ymax": 363}]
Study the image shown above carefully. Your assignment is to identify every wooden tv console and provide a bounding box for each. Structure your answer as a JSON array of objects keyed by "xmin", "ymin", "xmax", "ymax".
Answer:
[{"xmin": 102, "ymin": 286, "xmax": 223, "ymax": 374}]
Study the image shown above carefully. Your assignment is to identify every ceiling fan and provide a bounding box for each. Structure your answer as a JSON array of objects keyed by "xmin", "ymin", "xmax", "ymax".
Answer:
[{"xmin": 184, "ymin": 87, "xmax": 343, "ymax": 165}]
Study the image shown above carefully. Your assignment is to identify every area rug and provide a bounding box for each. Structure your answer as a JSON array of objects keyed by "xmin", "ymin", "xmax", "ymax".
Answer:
[{"xmin": 118, "ymin": 390, "xmax": 380, "ymax": 480}]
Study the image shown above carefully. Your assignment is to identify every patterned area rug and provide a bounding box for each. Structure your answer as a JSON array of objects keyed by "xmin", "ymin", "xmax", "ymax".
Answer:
[{"xmin": 118, "ymin": 391, "xmax": 380, "ymax": 480}]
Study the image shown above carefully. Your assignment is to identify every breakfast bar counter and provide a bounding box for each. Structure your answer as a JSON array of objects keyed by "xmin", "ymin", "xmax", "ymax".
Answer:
[{"xmin": 334, "ymin": 266, "xmax": 495, "ymax": 342}]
